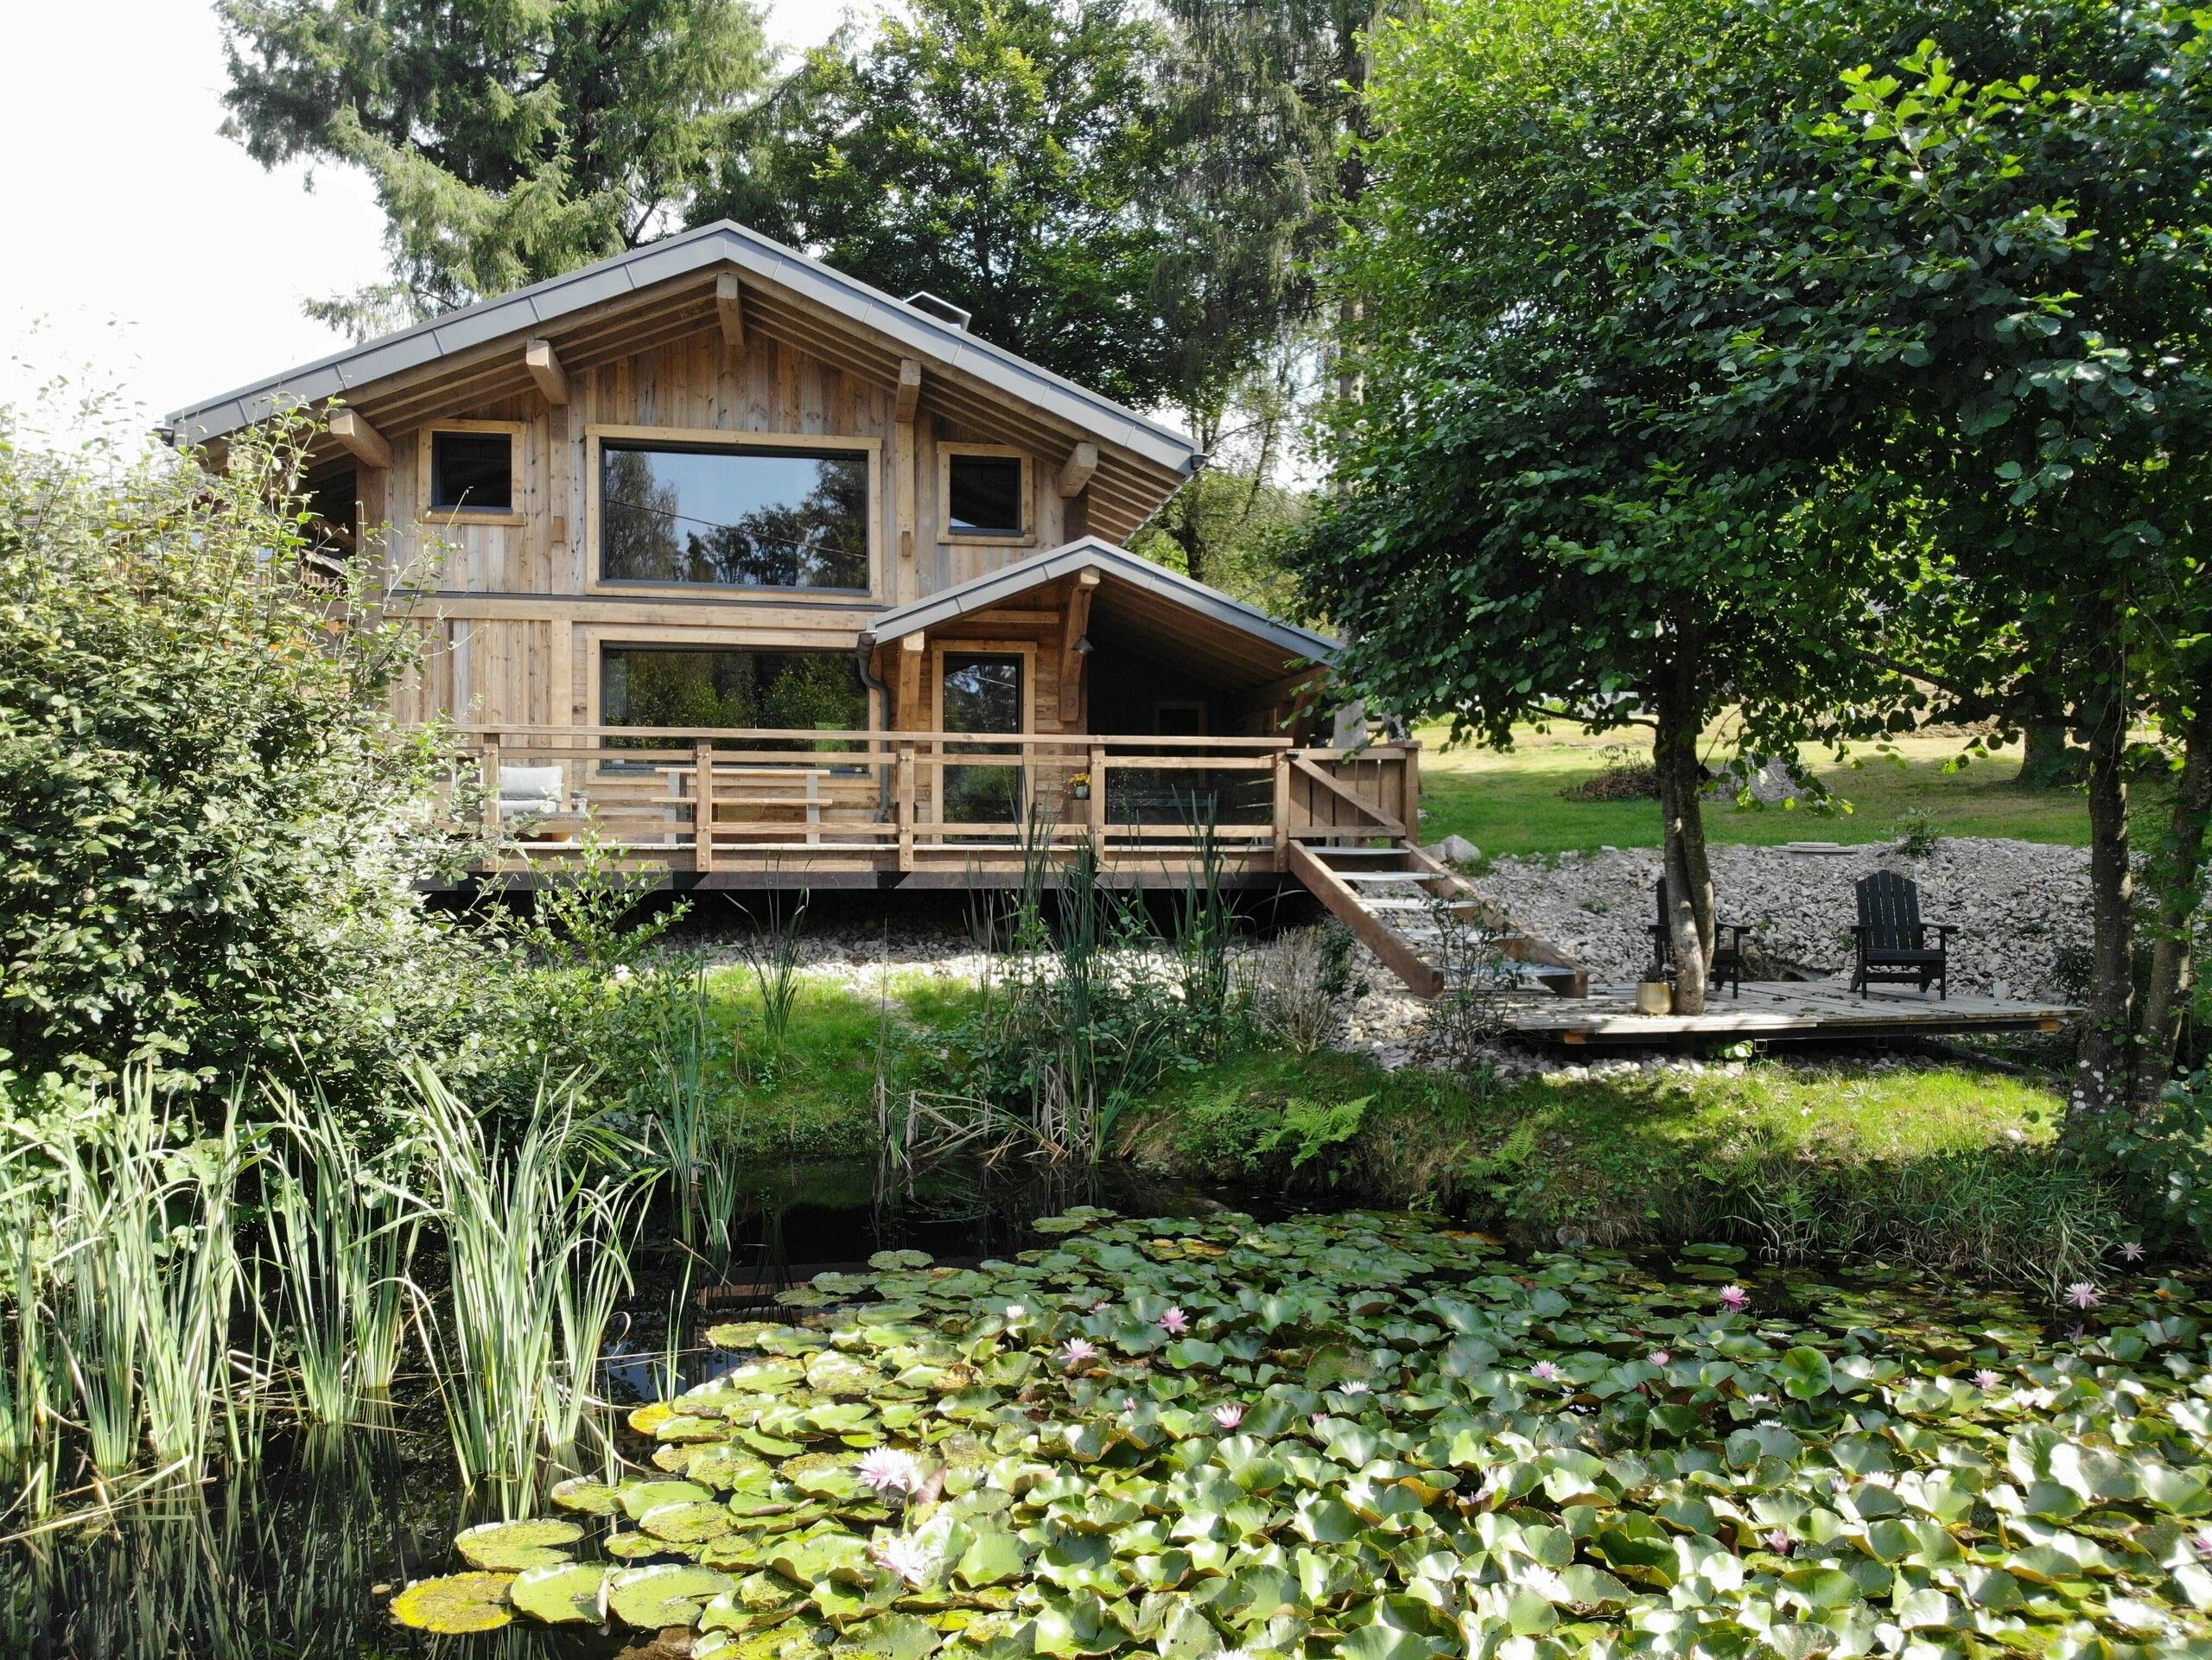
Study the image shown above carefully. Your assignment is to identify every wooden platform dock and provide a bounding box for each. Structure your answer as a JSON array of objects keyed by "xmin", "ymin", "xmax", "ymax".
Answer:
[{"xmin": 1507, "ymin": 980, "xmax": 2077, "ymax": 1046}]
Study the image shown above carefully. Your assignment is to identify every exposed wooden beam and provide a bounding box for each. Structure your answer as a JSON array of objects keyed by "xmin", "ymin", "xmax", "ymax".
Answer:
[
  {"xmin": 898, "ymin": 632, "xmax": 926, "ymax": 729},
  {"xmin": 895, "ymin": 358, "xmax": 923, "ymax": 423},
  {"xmin": 716, "ymin": 271, "xmax": 745, "ymax": 347},
  {"xmin": 327, "ymin": 409, "xmax": 391, "ymax": 469},
  {"xmin": 524, "ymin": 338, "xmax": 569, "ymax": 405},
  {"xmin": 1058, "ymin": 567, "xmax": 1101, "ymax": 722},
  {"xmin": 1057, "ymin": 441, "xmax": 1098, "ymax": 499}
]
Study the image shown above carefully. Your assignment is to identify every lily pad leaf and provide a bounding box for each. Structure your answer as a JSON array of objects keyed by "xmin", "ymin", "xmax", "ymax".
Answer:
[
  {"xmin": 551, "ymin": 1476, "xmax": 620, "ymax": 1514},
  {"xmin": 454, "ymin": 1517, "xmax": 583, "ymax": 1572},
  {"xmin": 391, "ymin": 1572, "xmax": 514, "ymax": 1633},
  {"xmin": 512, "ymin": 1562, "xmax": 607, "ymax": 1625},
  {"xmin": 957, "ymin": 1530, "xmax": 1032, "ymax": 1587},
  {"xmin": 1776, "ymin": 1347, "xmax": 1834, "ymax": 1401},
  {"xmin": 620, "ymin": 1479, "xmax": 715, "ymax": 1518},
  {"xmin": 840, "ymin": 1612, "xmax": 944, "ymax": 1660},
  {"xmin": 607, "ymin": 1563, "xmax": 737, "ymax": 1630}
]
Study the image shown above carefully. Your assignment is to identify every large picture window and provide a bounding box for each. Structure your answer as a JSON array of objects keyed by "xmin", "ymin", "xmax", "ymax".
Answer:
[
  {"xmin": 601, "ymin": 646, "xmax": 868, "ymax": 752},
  {"xmin": 601, "ymin": 443, "xmax": 869, "ymax": 590}
]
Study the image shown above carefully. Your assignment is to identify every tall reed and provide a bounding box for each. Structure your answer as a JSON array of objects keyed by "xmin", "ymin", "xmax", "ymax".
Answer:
[
  {"xmin": 4, "ymin": 1074, "xmax": 254, "ymax": 1485},
  {"xmin": 407, "ymin": 1065, "xmax": 645, "ymax": 1502},
  {"xmin": 259, "ymin": 1085, "xmax": 424, "ymax": 1422}
]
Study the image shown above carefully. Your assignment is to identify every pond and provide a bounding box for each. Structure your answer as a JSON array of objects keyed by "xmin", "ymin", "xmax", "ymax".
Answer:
[{"xmin": 4, "ymin": 1160, "xmax": 2209, "ymax": 1658}]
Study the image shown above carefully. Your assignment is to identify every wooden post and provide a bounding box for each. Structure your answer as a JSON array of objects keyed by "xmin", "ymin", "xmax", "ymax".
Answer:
[
  {"xmin": 1402, "ymin": 741, "xmax": 1422, "ymax": 850},
  {"xmin": 1089, "ymin": 745, "xmax": 1108, "ymax": 849},
  {"xmin": 694, "ymin": 739, "xmax": 716, "ymax": 873},
  {"xmin": 897, "ymin": 741, "xmax": 917, "ymax": 869},
  {"xmin": 895, "ymin": 359, "xmax": 921, "ymax": 605},
  {"xmin": 480, "ymin": 735, "xmax": 503, "ymax": 843},
  {"xmin": 1272, "ymin": 748, "xmax": 1291, "ymax": 871}
]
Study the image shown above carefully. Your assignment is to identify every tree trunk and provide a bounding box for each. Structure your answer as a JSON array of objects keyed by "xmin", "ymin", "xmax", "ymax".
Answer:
[
  {"xmin": 2020, "ymin": 720, "xmax": 2070, "ymax": 785},
  {"xmin": 2135, "ymin": 678, "xmax": 2212, "ymax": 1102},
  {"xmin": 1652, "ymin": 652, "xmax": 1713, "ymax": 1014},
  {"xmin": 2075, "ymin": 695, "xmax": 2136, "ymax": 1115}
]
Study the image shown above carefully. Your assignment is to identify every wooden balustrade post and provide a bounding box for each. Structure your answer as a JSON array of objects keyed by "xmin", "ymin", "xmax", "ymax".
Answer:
[
  {"xmin": 693, "ymin": 738, "xmax": 716, "ymax": 873},
  {"xmin": 481, "ymin": 736, "xmax": 502, "ymax": 844},
  {"xmin": 897, "ymin": 741, "xmax": 916, "ymax": 871},
  {"xmin": 1089, "ymin": 747, "xmax": 1108, "ymax": 848},
  {"xmin": 1272, "ymin": 747, "xmax": 1291, "ymax": 871}
]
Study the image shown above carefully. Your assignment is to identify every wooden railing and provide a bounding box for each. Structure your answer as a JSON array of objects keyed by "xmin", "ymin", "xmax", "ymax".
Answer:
[{"xmin": 447, "ymin": 725, "xmax": 1421, "ymax": 878}]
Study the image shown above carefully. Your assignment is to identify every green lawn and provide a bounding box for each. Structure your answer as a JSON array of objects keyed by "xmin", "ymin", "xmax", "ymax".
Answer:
[{"xmin": 1414, "ymin": 723, "xmax": 2091, "ymax": 860}]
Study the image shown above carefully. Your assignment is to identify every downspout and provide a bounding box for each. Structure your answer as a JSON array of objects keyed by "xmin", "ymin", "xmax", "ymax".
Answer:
[{"xmin": 856, "ymin": 633, "xmax": 893, "ymax": 818}]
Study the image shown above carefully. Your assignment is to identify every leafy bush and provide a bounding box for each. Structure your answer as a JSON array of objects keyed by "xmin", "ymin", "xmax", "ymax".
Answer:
[
  {"xmin": 0, "ymin": 410, "xmax": 467, "ymax": 1104},
  {"xmin": 2105, "ymin": 1071, "xmax": 2212, "ymax": 1252}
]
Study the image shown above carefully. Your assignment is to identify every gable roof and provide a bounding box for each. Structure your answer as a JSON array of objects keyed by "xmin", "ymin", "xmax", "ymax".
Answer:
[
  {"xmin": 863, "ymin": 537, "xmax": 1334, "ymax": 691},
  {"xmin": 164, "ymin": 220, "xmax": 1202, "ymax": 540}
]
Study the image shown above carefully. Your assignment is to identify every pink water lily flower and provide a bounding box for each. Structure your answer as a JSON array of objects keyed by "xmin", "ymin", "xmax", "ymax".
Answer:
[
  {"xmin": 2066, "ymin": 1282, "xmax": 2101, "ymax": 1311},
  {"xmin": 1212, "ymin": 1402, "xmax": 1246, "ymax": 1429},
  {"xmin": 2120, "ymin": 1241, "xmax": 2146, "ymax": 1262},
  {"xmin": 855, "ymin": 1447, "xmax": 924, "ymax": 1496},
  {"xmin": 1530, "ymin": 1361, "xmax": 1560, "ymax": 1382},
  {"xmin": 1059, "ymin": 1338, "xmax": 1099, "ymax": 1369},
  {"xmin": 877, "ymin": 1534, "xmax": 935, "ymax": 1586},
  {"xmin": 1764, "ymin": 1530, "xmax": 1794, "ymax": 1555},
  {"xmin": 1719, "ymin": 1285, "xmax": 1751, "ymax": 1313},
  {"xmin": 1973, "ymin": 1369, "xmax": 2003, "ymax": 1390},
  {"xmin": 1091, "ymin": 1298, "xmax": 1114, "ymax": 1312},
  {"xmin": 1648, "ymin": 1351, "xmax": 1671, "ymax": 1368},
  {"xmin": 1119, "ymin": 1396, "xmax": 1141, "ymax": 1415},
  {"xmin": 1002, "ymin": 1303, "xmax": 1027, "ymax": 1327},
  {"xmin": 1158, "ymin": 1307, "xmax": 1191, "ymax": 1336}
]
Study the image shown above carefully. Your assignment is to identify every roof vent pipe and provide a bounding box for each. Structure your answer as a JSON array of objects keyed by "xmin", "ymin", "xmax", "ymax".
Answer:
[{"xmin": 904, "ymin": 290, "xmax": 971, "ymax": 330}]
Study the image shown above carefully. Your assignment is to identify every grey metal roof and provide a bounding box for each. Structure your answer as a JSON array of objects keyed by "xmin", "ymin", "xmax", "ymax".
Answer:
[
  {"xmin": 861, "ymin": 537, "xmax": 1337, "ymax": 664},
  {"xmin": 164, "ymin": 220, "xmax": 1201, "ymax": 475}
]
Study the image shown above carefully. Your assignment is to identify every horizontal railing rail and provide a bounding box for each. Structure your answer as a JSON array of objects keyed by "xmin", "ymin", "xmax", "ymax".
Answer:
[{"xmin": 441, "ymin": 724, "xmax": 1418, "ymax": 877}]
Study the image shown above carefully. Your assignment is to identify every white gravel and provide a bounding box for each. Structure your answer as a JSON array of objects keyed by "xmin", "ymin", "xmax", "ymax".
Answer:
[{"xmin": 1464, "ymin": 836, "xmax": 2091, "ymax": 998}]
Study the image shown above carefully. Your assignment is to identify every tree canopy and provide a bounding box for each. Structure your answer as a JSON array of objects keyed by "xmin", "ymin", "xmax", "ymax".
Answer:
[{"xmin": 218, "ymin": 0, "xmax": 773, "ymax": 334}]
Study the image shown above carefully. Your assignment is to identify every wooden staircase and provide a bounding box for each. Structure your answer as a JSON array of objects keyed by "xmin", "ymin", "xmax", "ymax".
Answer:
[{"xmin": 1288, "ymin": 842, "xmax": 1581, "ymax": 998}]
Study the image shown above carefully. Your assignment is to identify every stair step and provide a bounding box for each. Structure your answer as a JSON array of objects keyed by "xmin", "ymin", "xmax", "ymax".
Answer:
[
  {"xmin": 1364, "ymin": 898, "xmax": 1481, "ymax": 914},
  {"xmin": 1311, "ymin": 847, "xmax": 1416, "ymax": 858},
  {"xmin": 1331, "ymin": 872, "xmax": 1442, "ymax": 885}
]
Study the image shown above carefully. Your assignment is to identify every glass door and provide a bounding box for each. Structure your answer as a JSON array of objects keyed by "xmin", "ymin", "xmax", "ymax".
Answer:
[{"xmin": 939, "ymin": 652, "xmax": 1025, "ymax": 833}]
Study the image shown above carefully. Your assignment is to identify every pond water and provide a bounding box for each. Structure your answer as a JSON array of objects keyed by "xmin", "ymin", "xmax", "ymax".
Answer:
[
  {"xmin": 0, "ymin": 1156, "xmax": 1292, "ymax": 1660},
  {"xmin": 5, "ymin": 1161, "xmax": 2206, "ymax": 1658}
]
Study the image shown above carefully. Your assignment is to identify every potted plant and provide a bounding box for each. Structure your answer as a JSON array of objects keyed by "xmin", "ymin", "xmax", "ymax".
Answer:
[
  {"xmin": 1067, "ymin": 771, "xmax": 1093, "ymax": 801},
  {"xmin": 1635, "ymin": 963, "xmax": 1673, "ymax": 1015}
]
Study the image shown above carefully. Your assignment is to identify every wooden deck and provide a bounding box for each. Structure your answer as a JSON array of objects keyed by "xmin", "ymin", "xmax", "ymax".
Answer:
[
  {"xmin": 441, "ymin": 723, "xmax": 1422, "ymax": 888},
  {"xmin": 1508, "ymin": 980, "xmax": 2077, "ymax": 1046}
]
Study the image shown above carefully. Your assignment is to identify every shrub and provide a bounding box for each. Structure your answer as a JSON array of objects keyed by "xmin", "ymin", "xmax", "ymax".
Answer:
[
  {"xmin": 1558, "ymin": 742, "xmax": 1661, "ymax": 801},
  {"xmin": 0, "ymin": 409, "xmax": 467, "ymax": 1106}
]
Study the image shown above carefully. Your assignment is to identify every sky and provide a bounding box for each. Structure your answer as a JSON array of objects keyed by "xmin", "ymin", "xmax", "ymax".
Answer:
[{"xmin": 0, "ymin": 1, "xmax": 855, "ymax": 443}]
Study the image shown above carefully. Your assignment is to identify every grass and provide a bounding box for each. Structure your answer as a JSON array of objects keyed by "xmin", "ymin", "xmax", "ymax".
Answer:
[
  {"xmin": 1414, "ymin": 722, "xmax": 2093, "ymax": 859},
  {"xmin": 1117, "ymin": 1041, "xmax": 2116, "ymax": 1284}
]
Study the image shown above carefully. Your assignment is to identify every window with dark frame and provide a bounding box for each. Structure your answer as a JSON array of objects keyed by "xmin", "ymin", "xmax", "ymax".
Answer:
[
  {"xmin": 599, "ymin": 646, "xmax": 869, "ymax": 756},
  {"xmin": 946, "ymin": 454, "xmax": 1024, "ymax": 536},
  {"xmin": 601, "ymin": 443, "xmax": 870, "ymax": 590},
  {"xmin": 429, "ymin": 431, "xmax": 513, "ymax": 512}
]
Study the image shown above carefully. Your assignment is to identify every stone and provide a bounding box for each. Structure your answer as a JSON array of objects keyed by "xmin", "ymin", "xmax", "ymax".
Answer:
[{"xmin": 1423, "ymin": 835, "xmax": 1481, "ymax": 866}]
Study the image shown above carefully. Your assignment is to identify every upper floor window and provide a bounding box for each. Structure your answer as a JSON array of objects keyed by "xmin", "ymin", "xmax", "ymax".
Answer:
[
  {"xmin": 946, "ymin": 452, "xmax": 1025, "ymax": 537},
  {"xmin": 601, "ymin": 442, "xmax": 869, "ymax": 590},
  {"xmin": 430, "ymin": 430, "xmax": 513, "ymax": 512}
]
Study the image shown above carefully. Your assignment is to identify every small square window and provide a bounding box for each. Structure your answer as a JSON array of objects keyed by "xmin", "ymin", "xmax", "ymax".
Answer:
[
  {"xmin": 948, "ymin": 454, "xmax": 1023, "ymax": 536},
  {"xmin": 431, "ymin": 431, "xmax": 513, "ymax": 512}
]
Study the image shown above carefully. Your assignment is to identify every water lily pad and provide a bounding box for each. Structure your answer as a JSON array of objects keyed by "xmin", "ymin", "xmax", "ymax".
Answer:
[
  {"xmin": 870, "ymin": 1250, "xmax": 935, "ymax": 1271},
  {"xmin": 512, "ymin": 1561, "xmax": 608, "ymax": 1624},
  {"xmin": 620, "ymin": 1478, "xmax": 714, "ymax": 1518},
  {"xmin": 839, "ymin": 1611, "xmax": 943, "ymax": 1660},
  {"xmin": 454, "ymin": 1517, "xmax": 584, "ymax": 1571},
  {"xmin": 391, "ymin": 1571, "xmax": 514, "ymax": 1633},
  {"xmin": 607, "ymin": 1562, "xmax": 736, "ymax": 1629},
  {"xmin": 550, "ymin": 1476, "xmax": 620, "ymax": 1515},
  {"xmin": 644, "ymin": 1500, "xmax": 738, "ymax": 1542}
]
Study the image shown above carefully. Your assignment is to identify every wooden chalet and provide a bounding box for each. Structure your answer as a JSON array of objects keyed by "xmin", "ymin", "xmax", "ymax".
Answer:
[{"xmin": 166, "ymin": 220, "xmax": 1546, "ymax": 994}]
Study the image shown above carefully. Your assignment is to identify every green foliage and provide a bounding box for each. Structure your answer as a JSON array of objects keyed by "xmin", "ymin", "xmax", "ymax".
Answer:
[
  {"xmin": 2106, "ymin": 1071, "xmax": 2212, "ymax": 1253},
  {"xmin": 1892, "ymin": 806, "xmax": 1946, "ymax": 859},
  {"xmin": 216, "ymin": 0, "xmax": 772, "ymax": 331},
  {"xmin": 727, "ymin": 0, "xmax": 1176, "ymax": 406},
  {"xmin": 423, "ymin": 1207, "xmax": 2209, "ymax": 1650},
  {"xmin": 0, "ymin": 412, "xmax": 473, "ymax": 1102},
  {"xmin": 1128, "ymin": 464, "xmax": 1309, "ymax": 618}
]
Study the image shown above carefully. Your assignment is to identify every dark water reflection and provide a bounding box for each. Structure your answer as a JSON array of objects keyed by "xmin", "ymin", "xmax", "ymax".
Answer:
[{"xmin": 0, "ymin": 1155, "xmax": 1289, "ymax": 1659}]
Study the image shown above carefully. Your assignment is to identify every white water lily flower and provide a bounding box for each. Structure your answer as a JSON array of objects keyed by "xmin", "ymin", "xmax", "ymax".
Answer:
[
  {"xmin": 1337, "ymin": 1379, "xmax": 1371, "ymax": 1396},
  {"xmin": 856, "ymin": 1447, "xmax": 923, "ymax": 1495}
]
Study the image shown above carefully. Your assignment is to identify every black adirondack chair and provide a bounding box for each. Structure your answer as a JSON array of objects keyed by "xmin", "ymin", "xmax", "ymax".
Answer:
[
  {"xmin": 1850, "ymin": 871, "xmax": 1954, "ymax": 999},
  {"xmin": 1647, "ymin": 878, "xmax": 1750, "ymax": 998}
]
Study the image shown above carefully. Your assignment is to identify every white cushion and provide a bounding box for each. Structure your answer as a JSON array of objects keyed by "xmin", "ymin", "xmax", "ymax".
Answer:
[{"xmin": 499, "ymin": 765, "xmax": 566, "ymax": 803}]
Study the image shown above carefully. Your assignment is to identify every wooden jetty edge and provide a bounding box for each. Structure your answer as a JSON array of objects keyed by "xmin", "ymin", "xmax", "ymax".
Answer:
[{"xmin": 1507, "ymin": 981, "xmax": 2078, "ymax": 1046}]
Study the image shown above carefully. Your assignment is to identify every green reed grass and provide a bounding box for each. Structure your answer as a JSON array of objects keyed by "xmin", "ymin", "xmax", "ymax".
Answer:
[
  {"xmin": 408, "ymin": 1065, "xmax": 645, "ymax": 1501},
  {"xmin": 260, "ymin": 1085, "xmax": 424, "ymax": 1422}
]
